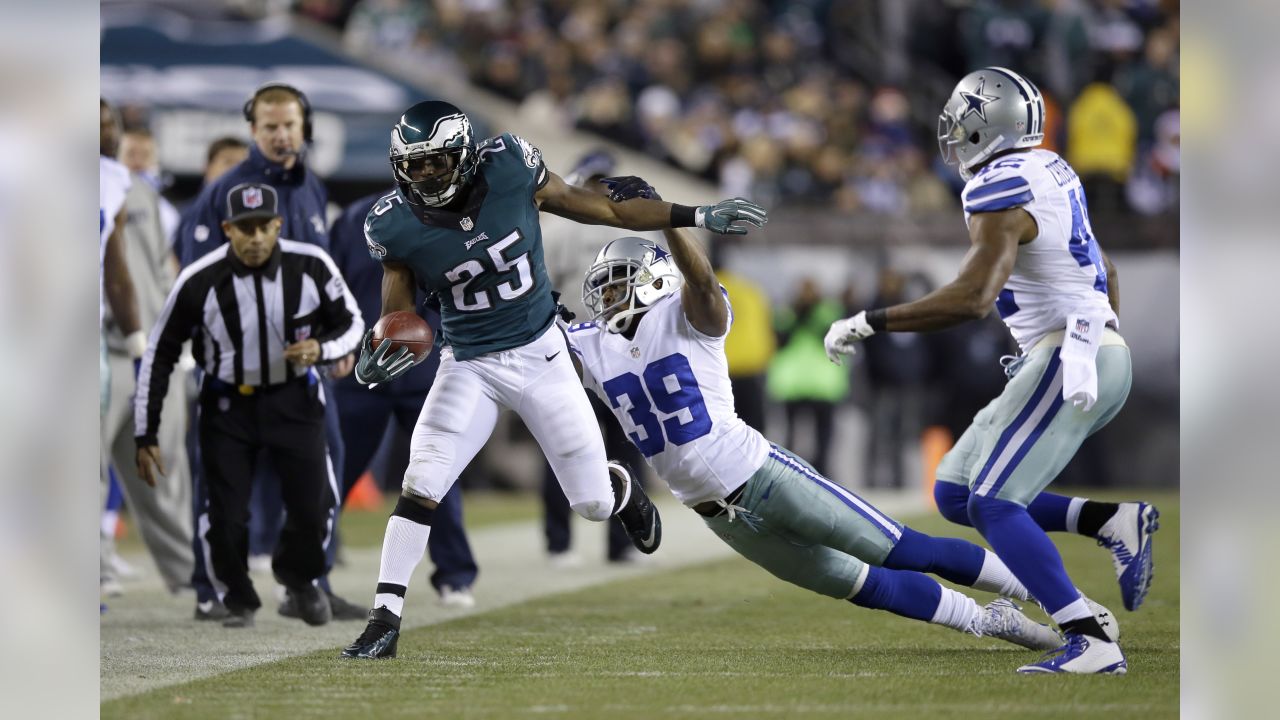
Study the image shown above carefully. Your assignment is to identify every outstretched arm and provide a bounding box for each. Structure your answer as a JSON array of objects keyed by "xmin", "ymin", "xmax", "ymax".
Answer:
[
  {"xmin": 535, "ymin": 171, "xmax": 766, "ymax": 235},
  {"xmin": 663, "ymin": 228, "xmax": 728, "ymax": 337},
  {"xmin": 824, "ymin": 208, "xmax": 1033, "ymax": 364},
  {"xmin": 879, "ymin": 209, "xmax": 1029, "ymax": 331}
]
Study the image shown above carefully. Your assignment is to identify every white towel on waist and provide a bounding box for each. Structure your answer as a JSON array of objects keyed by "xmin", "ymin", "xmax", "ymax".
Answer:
[{"xmin": 1060, "ymin": 313, "xmax": 1105, "ymax": 411}]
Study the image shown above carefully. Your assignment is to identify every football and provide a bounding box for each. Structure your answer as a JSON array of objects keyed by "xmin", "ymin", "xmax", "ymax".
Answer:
[{"xmin": 371, "ymin": 311, "xmax": 434, "ymax": 364}]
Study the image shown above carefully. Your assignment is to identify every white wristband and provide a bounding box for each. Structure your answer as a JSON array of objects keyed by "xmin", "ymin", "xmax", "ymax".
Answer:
[
  {"xmin": 124, "ymin": 331, "xmax": 148, "ymax": 359},
  {"xmin": 694, "ymin": 207, "xmax": 707, "ymax": 229}
]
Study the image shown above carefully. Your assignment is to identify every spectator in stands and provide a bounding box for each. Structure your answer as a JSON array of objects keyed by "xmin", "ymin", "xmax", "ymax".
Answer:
[
  {"xmin": 766, "ymin": 278, "xmax": 849, "ymax": 476},
  {"xmin": 713, "ymin": 241, "xmax": 775, "ymax": 436},
  {"xmin": 1067, "ymin": 67, "xmax": 1139, "ymax": 215}
]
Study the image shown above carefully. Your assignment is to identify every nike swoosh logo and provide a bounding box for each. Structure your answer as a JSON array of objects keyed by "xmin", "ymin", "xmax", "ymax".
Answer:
[
  {"xmin": 640, "ymin": 513, "xmax": 658, "ymax": 548},
  {"xmin": 544, "ymin": 351, "xmax": 561, "ymax": 362}
]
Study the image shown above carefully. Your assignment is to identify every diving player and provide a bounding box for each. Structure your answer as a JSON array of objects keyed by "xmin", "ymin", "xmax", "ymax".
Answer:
[
  {"xmin": 824, "ymin": 67, "xmax": 1157, "ymax": 674},
  {"xmin": 342, "ymin": 100, "xmax": 767, "ymax": 659},
  {"xmin": 564, "ymin": 176, "xmax": 1067, "ymax": 656}
]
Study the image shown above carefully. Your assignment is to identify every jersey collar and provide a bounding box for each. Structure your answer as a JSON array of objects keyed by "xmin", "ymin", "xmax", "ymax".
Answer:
[
  {"xmin": 227, "ymin": 241, "xmax": 283, "ymax": 277},
  {"xmin": 404, "ymin": 173, "xmax": 490, "ymax": 230}
]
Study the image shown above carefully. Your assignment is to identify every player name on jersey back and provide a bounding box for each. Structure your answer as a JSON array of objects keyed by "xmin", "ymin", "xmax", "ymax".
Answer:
[{"xmin": 962, "ymin": 149, "xmax": 1117, "ymax": 351}]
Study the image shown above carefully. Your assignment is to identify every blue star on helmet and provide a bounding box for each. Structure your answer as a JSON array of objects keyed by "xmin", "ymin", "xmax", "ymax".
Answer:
[
  {"xmin": 644, "ymin": 243, "xmax": 670, "ymax": 261},
  {"xmin": 959, "ymin": 77, "xmax": 999, "ymax": 122}
]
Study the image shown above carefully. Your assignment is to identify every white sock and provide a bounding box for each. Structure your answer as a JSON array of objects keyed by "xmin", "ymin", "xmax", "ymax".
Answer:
[
  {"xmin": 1050, "ymin": 596, "xmax": 1092, "ymax": 626},
  {"xmin": 1066, "ymin": 497, "xmax": 1088, "ymax": 534},
  {"xmin": 931, "ymin": 586, "xmax": 982, "ymax": 632},
  {"xmin": 972, "ymin": 550, "xmax": 1030, "ymax": 600},
  {"xmin": 372, "ymin": 516, "xmax": 431, "ymax": 617}
]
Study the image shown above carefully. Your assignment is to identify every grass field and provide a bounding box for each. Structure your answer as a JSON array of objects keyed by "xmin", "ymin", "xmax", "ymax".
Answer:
[{"xmin": 102, "ymin": 489, "xmax": 1178, "ymax": 719}]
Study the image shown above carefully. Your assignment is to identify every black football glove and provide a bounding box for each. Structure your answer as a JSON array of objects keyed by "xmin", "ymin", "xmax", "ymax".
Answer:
[
  {"xmin": 600, "ymin": 175, "xmax": 662, "ymax": 202},
  {"xmin": 353, "ymin": 329, "xmax": 417, "ymax": 387}
]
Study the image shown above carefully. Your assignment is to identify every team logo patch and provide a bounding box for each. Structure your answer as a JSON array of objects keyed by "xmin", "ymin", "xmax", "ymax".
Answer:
[
  {"xmin": 1075, "ymin": 318, "xmax": 1091, "ymax": 334},
  {"xmin": 242, "ymin": 187, "xmax": 263, "ymax": 209},
  {"xmin": 512, "ymin": 134, "xmax": 543, "ymax": 170},
  {"xmin": 630, "ymin": 347, "xmax": 641, "ymax": 358},
  {"xmin": 464, "ymin": 232, "xmax": 489, "ymax": 250},
  {"xmin": 460, "ymin": 216, "xmax": 474, "ymax": 231}
]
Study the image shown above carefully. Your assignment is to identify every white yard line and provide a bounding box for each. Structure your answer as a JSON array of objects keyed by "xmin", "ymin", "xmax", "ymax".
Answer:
[{"xmin": 101, "ymin": 492, "xmax": 923, "ymax": 702}]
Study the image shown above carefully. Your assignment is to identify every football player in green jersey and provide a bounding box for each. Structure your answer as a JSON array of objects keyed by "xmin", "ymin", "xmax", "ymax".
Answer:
[{"xmin": 343, "ymin": 100, "xmax": 766, "ymax": 659}]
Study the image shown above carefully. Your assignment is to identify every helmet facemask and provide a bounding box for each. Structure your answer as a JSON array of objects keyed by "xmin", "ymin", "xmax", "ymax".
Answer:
[{"xmin": 392, "ymin": 145, "xmax": 474, "ymax": 207}]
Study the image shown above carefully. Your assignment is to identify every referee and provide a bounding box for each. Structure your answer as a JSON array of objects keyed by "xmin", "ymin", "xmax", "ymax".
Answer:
[{"xmin": 135, "ymin": 183, "xmax": 363, "ymax": 628}]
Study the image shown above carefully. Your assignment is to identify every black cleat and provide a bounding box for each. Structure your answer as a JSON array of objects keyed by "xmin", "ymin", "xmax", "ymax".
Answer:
[
  {"xmin": 327, "ymin": 591, "xmax": 368, "ymax": 621},
  {"xmin": 222, "ymin": 607, "xmax": 256, "ymax": 629},
  {"xmin": 285, "ymin": 584, "xmax": 332, "ymax": 626},
  {"xmin": 341, "ymin": 606, "xmax": 401, "ymax": 659},
  {"xmin": 194, "ymin": 599, "xmax": 231, "ymax": 621},
  {"xmin": 282, "ymin": 590, "xmax": 366, "ymax": 621},
  {"xmin": 609, "ymin": 461, "xmax": 662, "ymax": 555}
]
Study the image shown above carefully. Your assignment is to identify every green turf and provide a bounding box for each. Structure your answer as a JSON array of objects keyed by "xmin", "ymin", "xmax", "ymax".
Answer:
[{"xmin": 103, "ymin": 490, "xmax": 1177, "ymax": 719}]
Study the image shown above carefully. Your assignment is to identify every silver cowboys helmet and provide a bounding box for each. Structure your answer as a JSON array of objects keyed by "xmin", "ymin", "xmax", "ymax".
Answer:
[
  {"xmin": 582, "ymin": 236, "xmax": 683, "ymax": 334},
  {"xmin": 938, "ymin": 67, "xmax": 1045, "ymax": 180},
  {"xmin": 389, "ymin": 100, "xmax": 478, "ymax": 207}
]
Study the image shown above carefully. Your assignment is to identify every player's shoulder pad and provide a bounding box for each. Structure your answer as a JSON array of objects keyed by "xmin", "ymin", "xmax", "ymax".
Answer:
[
  {"xmin": 963, "ymin": 155, "xmax": 1036, "ymax": 215},
  {"xmin": 362, "ymin": 191, "xmax": 403, "ymax": 262},
  {"xmin": 479, "ymin": 132, "xmax": 548, "ymax": 189}
]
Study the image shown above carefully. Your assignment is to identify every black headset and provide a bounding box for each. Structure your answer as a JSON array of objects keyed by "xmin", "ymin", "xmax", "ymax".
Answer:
[{"xmin": 242, "ymin": 82, "xmax": 313, "ymax": 143}]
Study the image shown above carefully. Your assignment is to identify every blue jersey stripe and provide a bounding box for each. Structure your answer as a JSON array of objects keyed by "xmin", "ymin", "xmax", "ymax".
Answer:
[
  {"xmin": 966, "ymin": 176, "xmax": 1031, "ymax": 201},
  {"xmin": 965, "ymin": 190, "xmax": 1033, "ymax": 213}
]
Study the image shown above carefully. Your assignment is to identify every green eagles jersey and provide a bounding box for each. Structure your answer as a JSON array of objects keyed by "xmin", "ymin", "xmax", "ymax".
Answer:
[{"xmin": 363, "ymin": 133, "xmax": 557, "ymax": 360}]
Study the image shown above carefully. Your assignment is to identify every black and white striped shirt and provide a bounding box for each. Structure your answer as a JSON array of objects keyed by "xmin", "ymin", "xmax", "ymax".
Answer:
[{"xmin": 134, "ymin": 239, "xmax": 363, "ymax": 444}]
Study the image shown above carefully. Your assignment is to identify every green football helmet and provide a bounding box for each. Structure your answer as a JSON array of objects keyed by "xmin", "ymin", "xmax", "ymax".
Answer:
[{"xmin": 389, "ymin": 100, "xmax": 477, "ymax": 207}]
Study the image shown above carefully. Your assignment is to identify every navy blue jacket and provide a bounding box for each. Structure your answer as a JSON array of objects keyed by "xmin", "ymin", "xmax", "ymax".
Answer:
[
  {"xmin": 329, "ymin": 190, "xmax": 441, "ymax": 395},
  {"xmin": 176, "ymin": 144, "xmax": 329, "ymax": 267}
]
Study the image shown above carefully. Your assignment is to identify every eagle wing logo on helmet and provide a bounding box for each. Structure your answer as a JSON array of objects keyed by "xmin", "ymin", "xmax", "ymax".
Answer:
[
  {"xmin": 959, "ymin": 77, "xmax": 1000, "ymax": 122},
  {"xmin": 430, "ymin": 113, "xmax": 470, "ymax": 147}
]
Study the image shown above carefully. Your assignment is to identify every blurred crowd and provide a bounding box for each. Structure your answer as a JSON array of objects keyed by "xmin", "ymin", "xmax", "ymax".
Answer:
[{"xmin": 292, "ymin": 0, "xmax": 1180, "ymax": 216}]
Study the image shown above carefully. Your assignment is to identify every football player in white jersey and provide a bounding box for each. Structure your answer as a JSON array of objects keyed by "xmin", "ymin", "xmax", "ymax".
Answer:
[
  {"xmin": 824, "ymin": 68, "xmax": 1157, "ymax": 674},
  {"xmin": 564, "ymin": 176, "xmax": 1071, "ymax": 656}
]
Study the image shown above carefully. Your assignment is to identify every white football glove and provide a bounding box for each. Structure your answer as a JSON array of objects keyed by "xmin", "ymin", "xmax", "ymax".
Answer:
[{"xmin": 824, "ymin": 311, "xmax": 876, "ymax": 365}]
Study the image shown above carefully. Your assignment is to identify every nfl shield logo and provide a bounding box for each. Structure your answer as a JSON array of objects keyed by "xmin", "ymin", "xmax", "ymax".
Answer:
[
  {"xmin": 460, "ymin": 216, "xmax": 474, "ymax": 231},
  {"xmin": 630, "ymin": 347, "xmax": 641, "ymax": 358},
  {"xmin": 1075, "ymin": 318, "xmax": 1091, "ymax": 334},
  {"xmin": 295, "ymin": 325, "xmax": 312, "ymax": 342},
  {"xmin": 242, "ymin": 187, "xmax": 263, "ymax": 209}
]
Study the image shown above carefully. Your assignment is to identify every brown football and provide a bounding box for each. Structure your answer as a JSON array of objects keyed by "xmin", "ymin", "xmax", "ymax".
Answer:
[{"xmin": 371, "ymin": 311, "xmax": 434, "ymax": 364}]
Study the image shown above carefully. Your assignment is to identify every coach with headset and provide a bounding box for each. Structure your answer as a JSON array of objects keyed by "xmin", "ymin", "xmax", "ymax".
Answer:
[{"xmin": 175, "ymin": 83, "xmax": 364, "ymax": 622}]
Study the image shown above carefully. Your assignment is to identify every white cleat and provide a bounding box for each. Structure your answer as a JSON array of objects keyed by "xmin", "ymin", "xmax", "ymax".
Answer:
[
  {"xmin": 438, "ymin": 585, "xmax": 476, "ymax": 609},
  {"xmin": 1017, "ymin": 633, "xmax": 1127, "ymax": 674},
  {"xmin": 971, "ymin": 598, "xmax": 1063, "ymax": 651},
  {"xmin": 1095, "ymin": 502, "xmax": 1159, "ymax": 611}
]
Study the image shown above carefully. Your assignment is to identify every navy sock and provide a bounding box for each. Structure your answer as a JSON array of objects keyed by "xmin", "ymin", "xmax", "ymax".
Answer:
[
  {"xmin": 883, "ymin": 526, "xmax": 986, "ymax": 586},
  {"xmin": 1026, "ymin": 492, "xmax": 1074, "ymax": 533},
  {"xmin": 968, "ymin": 495, "xmax": 1079, "ymax": 615},
  {"xmin": 849, "ymin": 566, "xmax": 943, "ymax": 622}
]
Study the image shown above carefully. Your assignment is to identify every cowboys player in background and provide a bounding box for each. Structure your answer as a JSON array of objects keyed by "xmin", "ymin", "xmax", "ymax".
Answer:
[
  {"xmin": 342, "ymin": 100, "xmax": 767, "ymax": 659},
  {"xmin": 824, "ymin": 67, "xmax": 1159, "ymax": 674}
]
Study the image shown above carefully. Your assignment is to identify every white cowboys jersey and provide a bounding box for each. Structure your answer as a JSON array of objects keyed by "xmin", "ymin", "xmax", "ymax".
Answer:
[
  {"xmin": 100, "ymin": 156, "xmax": 132, "ymax": 324},
  {"xmin": 961, "ymin": 148, "xmax": 1117, "ymax": 351},
  {"xmin": 566, "ymin": 292, "xmax": 770, "ymax": 507}
]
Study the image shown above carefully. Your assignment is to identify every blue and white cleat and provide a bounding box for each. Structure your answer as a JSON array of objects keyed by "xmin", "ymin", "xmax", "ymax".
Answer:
[
  {"xmin": 1017, "ymin": 633, "xmax": 1127, "ymax": 675},
  {"xmin": 1096, "ymin": 502, "xmax": 1160, "ymax": 611},
  {"xmin": 972, "ymin": 598, "xmax": 1062, "ymax": 651}
]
